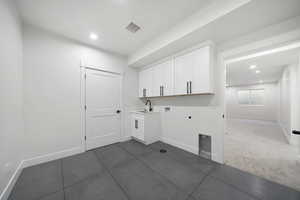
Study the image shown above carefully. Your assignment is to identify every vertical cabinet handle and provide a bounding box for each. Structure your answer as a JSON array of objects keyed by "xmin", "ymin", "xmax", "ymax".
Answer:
[
  {"xmin": 186, "ymin": 82, "xmax": 189, "ymax": 94},
  {"xmin": 187, "ymin": 81, "xmax": 192, "ymax": 94},
  {"xmin": 160, "ymin": 86, "xmax": 162, "ymax": 96},
  {"xmin": 159, "ymin": 86, "xmax": 164, "ymax": 96},
  {"xmin": 135, "ymin": 119, "xmax": 138, "ymax": 129}
]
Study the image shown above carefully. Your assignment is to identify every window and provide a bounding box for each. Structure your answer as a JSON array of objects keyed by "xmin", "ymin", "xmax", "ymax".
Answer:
[{"xmin": 237, "ymin": 89, "xmax": 264, "ymax": 105}]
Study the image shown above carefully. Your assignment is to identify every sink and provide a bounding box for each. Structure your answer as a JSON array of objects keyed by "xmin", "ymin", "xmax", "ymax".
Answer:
[
  {"xmin": 131, "ymin": 110, "xmax": 158, "ymax": 115},
  {"xmin": 137, "ymin": 110, "xmax": 148, "ymax": 113}
]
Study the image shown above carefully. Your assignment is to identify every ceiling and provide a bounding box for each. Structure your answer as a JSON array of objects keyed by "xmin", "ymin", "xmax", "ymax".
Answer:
[
  {"xmin": 226, "ymin": 47, "xmax": 300, "ymax": 86},
  {"xmin": 16, "ymin": 0, "xmax": 217, "ymax": 56},
  {"xmin": 129, "ymin": 0, "xmax": 300, "ymax": 67}
]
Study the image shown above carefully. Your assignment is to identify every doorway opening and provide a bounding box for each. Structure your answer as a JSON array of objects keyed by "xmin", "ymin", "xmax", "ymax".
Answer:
[{"xmin": 224, "ymin": 42, "xmax": 300, "ymax": 191}]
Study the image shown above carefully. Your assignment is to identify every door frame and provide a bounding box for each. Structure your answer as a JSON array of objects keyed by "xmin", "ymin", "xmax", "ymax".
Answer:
[
  {"xmin": 80, "ymin": 65, "xmax": 123, "ymax": 151},
  {"xmin": 219, "ymin": 29, "xmax": 300, "ymax": 163}
]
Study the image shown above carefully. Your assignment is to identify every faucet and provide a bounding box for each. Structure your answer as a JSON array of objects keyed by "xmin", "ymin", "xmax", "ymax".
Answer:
[{"xmin": 145, "ymin": 99, "xmax": 153, "ymax": 112}]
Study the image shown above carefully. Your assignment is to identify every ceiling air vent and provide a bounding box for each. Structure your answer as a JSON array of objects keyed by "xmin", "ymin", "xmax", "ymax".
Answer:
[{"xmin": 126, "ymin": 22, "xmax": 141, "ymax": 33}]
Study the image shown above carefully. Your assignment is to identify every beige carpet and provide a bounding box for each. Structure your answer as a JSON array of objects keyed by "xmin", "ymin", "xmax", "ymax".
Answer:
[{"xmin": 225, "ymin": 119, "xmax": 300, "ymax": 191}]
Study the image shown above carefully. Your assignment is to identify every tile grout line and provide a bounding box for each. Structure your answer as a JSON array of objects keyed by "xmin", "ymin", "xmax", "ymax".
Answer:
[
  {"xmin": 60, "ymin": 159, "xmax": 66, "ymax": 200},
  {"xmin": 59, "ymin": 152, "xmax": 111, "ymax": 190},
  {"xmin": 144, "ymin": 142, "xmax": 262, "ymax": 200},
  {"xmin": 29, "ymin": 160, "xmax": 66, "ymax": 200},
  {"xmin": 145, "ymin": 141, "xmax": 216, "ymax": 175},
  {"xmin": 184, "ymin": 166, "xmax": 217, "ymax": 200},
  {"xmin": 62, "ymin": 173, "xmax": 103, "ymax": 190},
  {"xmin": 119, "ymin": 142, "xmax": 214, "ymax": 181},
  {"xmin": 117, "ymin": 143, "xmax": 191, "ymax": 197},
  {"xmin": 92, "ymin": 150, "xmax": 133, "ymax": 200},
  {"xmin": 34, "ymin": 190, "xmax": 63, "ymax": 200},
  {"xmin": 209, "ymin": 175, "xmax": 263, "ymax": 200}
]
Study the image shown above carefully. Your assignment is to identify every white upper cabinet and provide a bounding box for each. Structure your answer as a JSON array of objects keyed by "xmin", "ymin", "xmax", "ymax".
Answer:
[
  {"xmin": 138, "ymin": 42, "xmax": 214, "ymax": 98},
  {"xmin": 139, "ymin": 67, "xmax": 153, "ymax": 97},
  {"xmin": 152, "ymin": 59, "xmax": 173, "ymax": 97},
  {"xmin": 174, "ymin": 46, "xmax": 213, "ymax": 95}
]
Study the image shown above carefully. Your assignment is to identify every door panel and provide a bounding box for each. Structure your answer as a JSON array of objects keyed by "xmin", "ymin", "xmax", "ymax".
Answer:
[
  {"xmin": 85, "ymin": 69, "xmax": 121, "ymax": 150},
  {"xmin": 152, "ymin": 65, "xmax": 163, "ymax": 97},
  {"xmin": 174, "ymin": 46, "xmax": 211, "ymax": 95},
  {"xmin": 131, "ymin": 115, "xmax": 144, "ymax": 141},
  {"xmin": 191, "ymin": 46, "xmax": 210, "ymax": 93},
  {"xmin": 139, "ymin": 68, "xmax": 153, "ymax": 97},
  {"xmin": 160, "ymin": 60, "xmax": 173, "ymax": 96},
  {"xmin": 152, "ymin": 60, "xmax": 173, "ymax": 96},
  {"xmin": 131, "ymin": 117, "xmax": 138, "ymax": 138},
  {"xmin": 174, "ymin": 54, "xmax": 192, "ymax": 95},
  {"xmin": 136, "ymin": 116, "xmax": 144, "ymax": 141}
]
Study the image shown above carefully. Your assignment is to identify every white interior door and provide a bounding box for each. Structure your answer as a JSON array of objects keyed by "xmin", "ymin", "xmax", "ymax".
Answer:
[{"xmin": 85, "ymin": 68, "xmax": 122, "ymax": 150}]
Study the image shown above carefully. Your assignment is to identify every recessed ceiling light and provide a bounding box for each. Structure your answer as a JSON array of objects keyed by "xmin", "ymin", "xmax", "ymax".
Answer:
[
  {"xmin": 89, "ymin": 33, "xmax": 98, "ymax": 40},
  {"xmin": 249, "ymin": 65, "xmax": 257, "ymax": 69},
  {"xmin": 255, "ymin": 70, "xmax": 261, "ymax": 74}
]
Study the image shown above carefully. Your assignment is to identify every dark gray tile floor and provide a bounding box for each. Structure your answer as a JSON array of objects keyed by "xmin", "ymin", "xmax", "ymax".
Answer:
[{"xmin": 8, "ymin": 140, "xmax": 300, "ymax": 200}]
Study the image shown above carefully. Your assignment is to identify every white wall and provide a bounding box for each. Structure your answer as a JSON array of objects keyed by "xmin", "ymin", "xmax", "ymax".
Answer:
[
  {"xmin": 290, "ymin": 61, "xmax": 300, "ymax": 146},
  {"xmin": 296, "ymin": 56, "xmax": 300, "ymax": 147},
  {"xmin": 0, "ymin": 0, "xmax": 24, "ymax": 197},
  {"xmin": 226, "ymin": 83, "xmax": 278, "ymax": 122},
  {"xmin": 152, "ymin": 106, "xmax": 222, "ymax": 161},
  {"xmin": 278, "ymin": 66, "xmax": 292, "ymax": 140},
  {"xmin": 278, "ymin": 64, "xmax": 299, "ymax": 144},
  {"xmin": 23, "ymin": 24, "xmax": 142, "ymax": 161}
]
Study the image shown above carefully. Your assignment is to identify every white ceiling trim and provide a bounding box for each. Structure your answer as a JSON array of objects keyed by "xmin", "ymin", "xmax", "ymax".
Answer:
[
  {"xmin": 226, "ymin": 41, "xmax": 300, "ymax": 64},
  {"xmin": 128, "ymin": 0, "xmax": 252, "ymax": 66},
  {"xmin": 226, "ymin": 81, "xmax": 278, "ymax": 87}
]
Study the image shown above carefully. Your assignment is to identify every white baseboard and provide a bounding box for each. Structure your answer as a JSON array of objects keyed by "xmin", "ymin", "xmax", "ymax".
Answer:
[
  {"xmin": 120, "ymin": 135, "xmax": 131, "ymax": 142},
  {"xmin": 227, "ymin": 118, "xmax": 277, "ymax": 126},
  {"xmin": 0, "ymin": 146, "xmax": 84, "ymax": 200},
  {"xmin": 22, "ymin": 146, "xmax": 84, "ymax": 168},
  {"xmin": 0, "ymin": 161, "xmax": 24, "ymax": 200},
  {"xmin": 278, "ymin": 122, "xmax": 291, "ymax": 144},
  {"xmin": 161, "ymin": 137, "xmax": 198, "ymax": 155}
]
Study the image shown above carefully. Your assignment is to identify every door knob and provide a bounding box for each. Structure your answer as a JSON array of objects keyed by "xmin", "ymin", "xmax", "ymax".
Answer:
[
  {"xmin": 292, "ymin": 130, "xmax": 300, "ymax": 135},
  {"xmin": 116, "ymin": 110, "xmax": 121, "ymax": 114}
]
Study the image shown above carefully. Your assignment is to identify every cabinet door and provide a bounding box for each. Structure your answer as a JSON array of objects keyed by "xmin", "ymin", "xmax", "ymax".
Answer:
[
  {"xmin": 174, "ymin": 46, "xmax": 211, "ymax": 95},
  {"xmin": 135, "ymin": 116, "xmax": 144, "ymax": 141},
  {"xmin": 139, "ymin": 68, "xmax": 153, "ymax": 97},
  {"xmin": 190, "ymin": 46, "xmax": 211, "ymax": 94},
  {"xmin": 152, "ymin": 60, "xmax": 173, "ymax": 96},
  {"xmin": 131, "ymin": 117, "xmax": 138, "ymax": 138},
  {"xmin": 174, "ymin": 52, "xmax": 194, "ymax": 95},
  {"xmin": 131, "ymin": 115, "xmax": 144, "ymax": 141}
]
